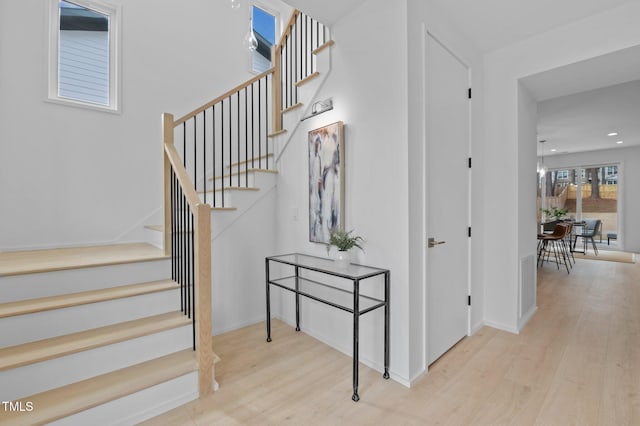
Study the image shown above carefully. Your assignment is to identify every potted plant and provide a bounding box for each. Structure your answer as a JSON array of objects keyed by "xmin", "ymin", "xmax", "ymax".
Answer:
[
  {"xmin": 326, "ymin": 229, "xmax": 364, "ymax": 268},
  {"xmin": 541, "ymin": 206, "xmax": 569, "ymax": 221}
]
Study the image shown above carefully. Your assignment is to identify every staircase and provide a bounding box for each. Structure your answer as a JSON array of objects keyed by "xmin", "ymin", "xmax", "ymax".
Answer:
[
  {"xmin": 0, "ymin": 244, "xmax": 206, "ymax": 425},
  {"xmin": 0, "ymin": 7, "xmax": 333, "ymax": 425}
]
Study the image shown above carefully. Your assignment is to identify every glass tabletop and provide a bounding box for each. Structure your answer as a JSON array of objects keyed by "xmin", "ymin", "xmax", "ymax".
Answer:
[{"xmin": 267, "ymin": 253, "xmax": 388, "ymax": 280}]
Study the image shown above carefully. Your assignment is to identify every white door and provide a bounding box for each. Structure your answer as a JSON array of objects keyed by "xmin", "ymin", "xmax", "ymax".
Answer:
[{"xmin": 426, "ymin": 33, "xmax": 470, "ymax": 364}]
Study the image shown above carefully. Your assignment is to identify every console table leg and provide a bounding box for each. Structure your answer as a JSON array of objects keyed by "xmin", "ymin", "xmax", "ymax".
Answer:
[
  {"xmin": 353, "ymin": 279, "xmax": 360, "ymax": 402},
  {"xmin": 265, "ymin": 259, "xmax": 272, "ymax": 342},
  {"xmin": 295, "ymin": 266, "xmax": 301, "ymax": 331},
  {"xmin": 383, "ymin": 271, "xmax": 390, "ymax": 379}
]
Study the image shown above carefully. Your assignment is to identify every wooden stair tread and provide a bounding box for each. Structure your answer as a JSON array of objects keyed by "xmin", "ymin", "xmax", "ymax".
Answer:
[
  {"xmin": 268, "ymin": 129, "xmax": 287, "ymax": 137},
  {"xmin": 0, "ymin": 280, "xmax": 178, "ymax": 319},
  {"xmin": 295, "ymin": 72, "xmax": 320, "ymax": 87},
  {"xmin": 0, "ymin": 349, "xmax": 197, "ymax": 426},
  {"xmin": 282, "ymin": 102, "xmax": 303, "ymax": 113},
  {"xmin": 208, "ymin": 168, "xmax": 278, "ymax": 181},
  {"xmin": 226, "ymin": 154, "xmax": 274, "ymax": 169},
  {"xmin": 312, "ymin": 40, "xmax": 334, "ymax": 55},
  {"xmin": 197, "ymin": 186, "xmax": 260, "ymax": 195},
  {"xmin": 0, "ymin": 311, "xmax": 190, "ymax": 371},
  {"xmin": 0, "ymin": 243, "xmax": 167, "ymax": 277}
]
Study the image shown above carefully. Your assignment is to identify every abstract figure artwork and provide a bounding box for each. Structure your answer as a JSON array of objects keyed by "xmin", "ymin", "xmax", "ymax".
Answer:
[{"xmin": 308, "ymin": 121, "xmax": 345, "ymax": 243}]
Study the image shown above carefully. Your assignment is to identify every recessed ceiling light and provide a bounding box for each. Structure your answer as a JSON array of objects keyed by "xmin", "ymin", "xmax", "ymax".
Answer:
[
  {"xmin": 616, "ymin": 140, "xmax": 624, "ymax": 144},
  {"xmin": 608, "ymin": 132, "xmax": 618, "ymax": 136},
  {"xmin": 550, "ymin": 148, "xmax": 557, "ymax": 152}
]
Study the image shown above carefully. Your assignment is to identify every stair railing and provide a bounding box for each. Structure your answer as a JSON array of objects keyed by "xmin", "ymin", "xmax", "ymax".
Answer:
[
  {"xmin": 172, "ymin": 70, "xmax": 275, "ymax": 208},
  {"xmin": 159, "ymin": 8, "xmax": 330, "ymax": 399},
  {"xmin": 273, "ymin": 10, "xmax": 329, "ymax": 129},
  {"xmin": 162, "ymin": 113, "xmax": 214, "ymax": 398}
]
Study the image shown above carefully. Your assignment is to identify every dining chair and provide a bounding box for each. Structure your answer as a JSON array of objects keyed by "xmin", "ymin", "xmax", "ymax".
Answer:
[{"xmin": 573, "ymin": 219, "xmax": 602, "ymax": 256}]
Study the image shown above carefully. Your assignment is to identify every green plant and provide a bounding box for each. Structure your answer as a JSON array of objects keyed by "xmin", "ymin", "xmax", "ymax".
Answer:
[
  {"xmin": 541, "ymin": 206, "xmax": 569, "ymax": 220},
  {"xmin": 326, "ymin": 229, "xmax": 364, "ymax": 252}
]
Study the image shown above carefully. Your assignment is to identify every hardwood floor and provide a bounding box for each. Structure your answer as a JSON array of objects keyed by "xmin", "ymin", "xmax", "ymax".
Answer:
[{"xmin": 142, "ymin": 257, "xmax": 640, "ymax": 425}]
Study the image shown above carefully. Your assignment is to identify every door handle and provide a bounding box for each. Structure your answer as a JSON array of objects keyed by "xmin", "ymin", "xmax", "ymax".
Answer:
[{"xmin": 428, "ymin": 237, "xmax": 446, "ymax": 248}]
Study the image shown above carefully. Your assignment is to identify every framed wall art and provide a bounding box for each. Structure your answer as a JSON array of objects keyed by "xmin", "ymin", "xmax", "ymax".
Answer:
[{"xmin": 308, "ymin": 121, "xmax": 345, "ymax": 244}]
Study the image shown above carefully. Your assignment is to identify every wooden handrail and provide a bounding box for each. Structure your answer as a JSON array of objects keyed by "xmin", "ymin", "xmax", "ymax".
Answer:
[
  {"xmin": 174, "ymin": 67, "xmax": 275, "ymax": 126},
  {"xmin": 277, "ymin": 9, "xmax": 300, "ymax": 48}
]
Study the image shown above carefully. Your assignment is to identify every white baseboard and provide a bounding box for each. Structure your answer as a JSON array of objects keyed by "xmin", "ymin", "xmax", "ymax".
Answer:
[
  {"xmin": 518, "ymin": 305, "xmax": 538, "ymax": 332},
  {"xmin": 483, "ymin": 319, "xmax": 519, "ymax": 334}
]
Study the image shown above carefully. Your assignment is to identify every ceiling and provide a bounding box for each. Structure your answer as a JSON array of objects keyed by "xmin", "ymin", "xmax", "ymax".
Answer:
[
  {"xmin": 285, "ymin": 0, "xmax": 636, "ymax": 53},
  {"xmin": 536, "ymin": 80, "xmax": 640, "ymax": 156},
  {"xmin": 428, "ymin": 0, "xmax": 635, "ymax": 53},
  {"xmin": 522, "ymin": 44, "xmax": 640, "ymax": 156}
]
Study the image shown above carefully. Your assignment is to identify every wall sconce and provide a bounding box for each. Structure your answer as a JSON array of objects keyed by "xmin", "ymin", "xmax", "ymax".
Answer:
[{"xmin": 301, "ymin": 99, "xmax": 333, "ymax": 121}]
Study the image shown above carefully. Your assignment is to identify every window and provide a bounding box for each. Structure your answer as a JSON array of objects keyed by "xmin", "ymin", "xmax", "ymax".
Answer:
[
  {"xmin": 48, "ymin": 0, "xmax": 120, "ymax": 111},
  {"xmin": 251, "ymin": 5, "xmax": 276, "ymax": 74}
]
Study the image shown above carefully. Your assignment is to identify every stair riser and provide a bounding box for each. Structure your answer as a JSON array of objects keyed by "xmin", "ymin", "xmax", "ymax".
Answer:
[
  {"xmin": 0, "ymin": 259, "xmax": 170, "ymax": 303},
  {"xmin": 48, "ymin": 372, "xmax": 198, "ymax": 426},
  {"xmin": 0, "ymin": 289, "xmax": 181, "ymax": 347},
  {"xmin": 1, "ymin": 325, "xmax": 192, "ymax": 401}
]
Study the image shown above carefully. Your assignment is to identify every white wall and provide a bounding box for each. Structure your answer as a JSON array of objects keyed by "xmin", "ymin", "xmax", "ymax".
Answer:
[
  {"xmin": 517, "ymin": 83, "xmax": 538, "ymax": 326},
  {"xmin": 544, "ymin": 146, "xmax": 640, "ymax": 253},
  {"xmin": 273, "ymin": 0, "xmax": 412, "ymax": 383},
  {"xmin": 483, "ymin": 1, "xmax": 640, "ymax": 331},
  {"xmin": 0, "ymin": 0, "xmax": 275, "ymax": 251},
  {"xmin": 271, "ymin": 0, "xmax": 485, "ymax": 385}
]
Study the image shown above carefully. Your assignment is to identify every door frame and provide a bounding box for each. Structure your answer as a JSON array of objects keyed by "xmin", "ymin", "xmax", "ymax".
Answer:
[{"xmin": 422, "ymin": 29, "xmax": 473, "ymax": 368}]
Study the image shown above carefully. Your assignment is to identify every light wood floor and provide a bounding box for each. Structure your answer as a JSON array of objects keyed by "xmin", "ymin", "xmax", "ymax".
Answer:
[{"xmin": 143, "ymin": 257, "xmax": 640, "ymax": 425}]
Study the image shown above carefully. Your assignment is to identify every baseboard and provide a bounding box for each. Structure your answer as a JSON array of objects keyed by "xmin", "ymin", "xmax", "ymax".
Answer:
[
  {"xmin": 483, "ymin": 319, "xmax": 519, "ymax": 334},
  {"xmin": 517, "ymin": 305, "xmax": 538, "ymax": 332},
  {"xmin": 470, "ymin": 320, "xmax": 484, "ymax": 335}
]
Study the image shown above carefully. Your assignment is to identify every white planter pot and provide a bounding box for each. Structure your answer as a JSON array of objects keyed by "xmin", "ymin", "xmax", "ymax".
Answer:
[{"xmin": 335, "ymin": 250, "xmax": 350, "ymax": 269}]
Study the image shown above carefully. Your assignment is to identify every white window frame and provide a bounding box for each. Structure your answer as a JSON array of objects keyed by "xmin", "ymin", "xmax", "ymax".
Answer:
[{"xmin": 47, "ymin": 0, "xmax": 121, "ymax": 113}]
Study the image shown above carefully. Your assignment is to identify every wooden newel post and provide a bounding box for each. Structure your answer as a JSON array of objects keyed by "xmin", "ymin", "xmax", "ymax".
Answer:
[
  {"xmin": 162, "ymin": 113, "xmax": 174, "ymax": 256},
  {"xmin": 194, "ymin": 203, "xmax": 213, "ymax": 397},
  {"xmin": 272, "ymin": 45, "xmax": 282, "ymax": 133}
]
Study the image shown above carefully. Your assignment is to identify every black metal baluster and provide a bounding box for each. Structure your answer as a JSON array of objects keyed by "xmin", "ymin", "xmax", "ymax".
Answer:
[
  {"xmin": 229, "ymin": 95, "xmax": 232, "ymax": 189},
  {"xmin": 305, "ymin": 15, "xmax": 308, "ymax": 78},
  {"xmin": 212, "ymin": 104, "xmax": 216, "ymax": 207},
  {"xmin": 266, "ymin": 75, "xmax": 269, "ymax": 169},
  {"xmin": 251, "ymin": 83, "xmax": 255, "ymax": 169},
  {"xmin": 258, "ymin": 78, "xmax": 262, "ymax": 168},
  {"xmin": 311, "ymin": 17, "xmax": 314, "ymax": 73},
  {"xmin": 237, "ymin": 91, "xmax": 240, "ymax": 187},
  {"xmin": 182, "ymin": 123, "xmax": 186, "ymax": 167},
  {"xmin": 245, "ymin": 87, "xmax": 248, "ymax": 187},
  {"xmin": 221, "ymin": 99, "xmax": 225, "ymax": 207},
  {"xmin": 193, "ymin": 116, "xmax": 197, "ymax": 194}
]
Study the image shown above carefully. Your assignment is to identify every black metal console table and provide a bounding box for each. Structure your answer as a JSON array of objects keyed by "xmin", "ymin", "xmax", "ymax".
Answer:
[{"xmin": 265, "ymin": 253, "xmax": 390, "ymax": 402}]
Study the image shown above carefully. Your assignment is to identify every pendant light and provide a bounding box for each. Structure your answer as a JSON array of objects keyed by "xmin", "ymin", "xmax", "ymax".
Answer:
[
  {"xmin": 243, "ymin": 17, "xmax": 258, "ymax": 51},
  {"xmin": 538, "ymin": 140, "xmax": 547, "ymax": 177}
]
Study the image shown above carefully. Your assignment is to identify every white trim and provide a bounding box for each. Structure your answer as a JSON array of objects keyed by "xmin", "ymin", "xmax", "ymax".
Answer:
[{"xmin": 47, "ymin": 0, "xmax": 121, "ymax": 113}]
